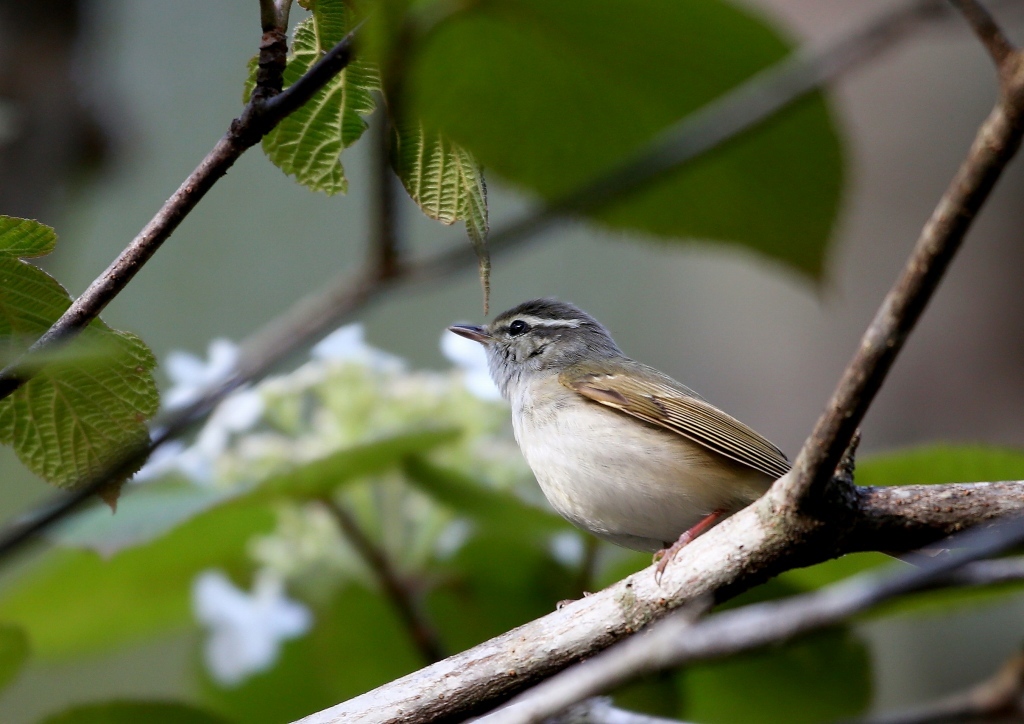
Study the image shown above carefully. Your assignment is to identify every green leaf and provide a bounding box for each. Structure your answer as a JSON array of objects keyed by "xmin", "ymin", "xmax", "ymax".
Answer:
[
  {"xmin": 0, "ymin": 215, "xmax": 56, "ymax": 257},
  {"xmin": 681, "ymin": 628, "xmax": 871, "ymax": 723},
  {"xmin": 0, "ymin": 218, "xmax": 158, "ymax": 496},
  {"xmin": 404, "ymin": 0, "xmax": 843, "ymax": 275},
  {"xmin": 39, "ymin": 701, "xmax": 232, "ymax": 724},
  {"xmin": 256, "ymin": 427, "xmax": 461, "ymax": 500},
  {"xmin": 858, "ymin": 445, "xmax": 1024, "ymax": 487},
  {"xmin": 0, "ymin": 623, "xmax": 29, "ymax": 693},
  {"xmin": 247, "ymin": 0, "xmax": 378, "ymax": 195},
  {"xmin": 0, "ymin": 504, "xmax": 274, "ymax": 659},
  {"xmin": 402, "ymin": 456, "xmax": 566, "ymax": 537},
  {"xmin": 391, "ymin": 123, "xmax": 490, "ymax": 307},
  {"xmin": 49, "ymin": 480, "xmax": 233, "ymax": 557}
]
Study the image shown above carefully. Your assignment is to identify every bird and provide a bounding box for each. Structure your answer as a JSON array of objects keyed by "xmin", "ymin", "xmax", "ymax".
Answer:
[{"xmin": 448, "ymin": 298, "xmax": 790, "ymax": 579}]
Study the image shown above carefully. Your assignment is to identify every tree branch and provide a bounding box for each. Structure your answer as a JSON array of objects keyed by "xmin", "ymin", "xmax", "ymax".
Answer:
[
  {"xmin": 290, "ymin": 481, "xmax": 1024, "ymax": 724},
  {"xmin": 475, "ymin": 522, "xmax": 1024, "ymax": 724},
  {"xmin": 0, "ymin": 21, "xmax": 360, "ymax": 402},
  {"xmin": 858, "ymin": 647, "xmax": 1024, "ymax": 723},
  {"xmin": 773, "ymin": 4, "xmax": 1024, "ymax": 512},
  {"xmin": 950, "ymin": 0, "xmax": 1016, "ymax": 66},
  {"xmin": 548, "ymin": 697, "xmax": 693, "ymax": 724},
  {"xmin": 322, "ymin": 499, "xmax": 446, "ymax": 665}
]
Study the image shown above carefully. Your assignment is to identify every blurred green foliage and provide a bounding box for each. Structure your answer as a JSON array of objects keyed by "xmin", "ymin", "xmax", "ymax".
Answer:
[
  {"xmin": 1, "ymin": 0, "xmax": 1022, "ymax": 722},
  {"xmin": 405, "ymin": 0, "xmax": 843, "ymax": 275}
]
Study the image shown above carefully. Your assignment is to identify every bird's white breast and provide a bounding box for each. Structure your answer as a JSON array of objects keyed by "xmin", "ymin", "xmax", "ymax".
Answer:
[{"xmin": 511, "ymin": 376, "xmax": 770, "ymax": 553}]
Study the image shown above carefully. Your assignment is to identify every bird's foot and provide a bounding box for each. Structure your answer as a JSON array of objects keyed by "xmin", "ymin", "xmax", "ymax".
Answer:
[
  {"xmin": 653, "ymin": 509, "xmax": 725, "ymax": 585},
  {"xmin": 556, "ymin": 591, "xmax": 593, "ymax": 609}
]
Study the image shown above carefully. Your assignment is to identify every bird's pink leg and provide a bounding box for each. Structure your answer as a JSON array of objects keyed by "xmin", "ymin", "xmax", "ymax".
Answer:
[{"xmin": 654, "ymin": 509, "xmax": 725, "ymax": 584}]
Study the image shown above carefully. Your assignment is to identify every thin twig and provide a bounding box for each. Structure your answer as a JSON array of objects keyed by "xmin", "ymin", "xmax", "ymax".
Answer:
[
  {"xmin": 322, "ymin": 499, "xmax": 446, "ymax": 664},
  {"xmin": 950, "ymin": 0, "xmax": 1016, "ymax": 66},
  {"xmin": 851, "ymin": 647, "xmax": 1024, "ymax": 723},
  {"xmin": 371, "ymin": 105, "xmax": 401, "ymax": 280},
  {"xmin": 0, "ymin": 23, "xmax": 360, "ymax": 402},
  {"xmin": 474, "ymin": 522, "xmax": 1024, "ymax": 724},
  {"xmin": 774, "ymin": 6, "xmax": 1024, "ymax": 511},
  {"xmin": 548, "ymin": 698, "xmax": 693, "ymax": 724}
]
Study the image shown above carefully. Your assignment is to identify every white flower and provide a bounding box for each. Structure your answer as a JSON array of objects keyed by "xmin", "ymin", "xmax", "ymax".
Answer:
[
  {"xmin": 441, "ymin": 330, "xmax": 501, "ymax": 401},
  {"xmin": 192, "ymin": 569, "xmax": 312, "ymax": 686},
  {"xmin": 312, "ymin": 323, "xmax": 404, "ymax": 372},
  {"xmin": 549, "ymin": 531, "xmax": 585, "ymax": 568},
  {"xmin": 434, "ymin": 518, "xmax": 474, "ymax": 560},
  {"xmin": 135, "ymin": 388, "xmax": 263, "ymax": 485},
  {"xmin": 164, "ymin": 339, "xmax": 239, "ymax": 410}
]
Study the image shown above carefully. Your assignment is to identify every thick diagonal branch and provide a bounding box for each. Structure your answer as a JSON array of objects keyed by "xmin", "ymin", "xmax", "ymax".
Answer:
[
  {"xmin": 291, "ymin": 480, "xmax": 1024, "ymax": 724},
  {"xmin": 774, "ymin": 20, "xmax": 1024, "ymax": 510}
]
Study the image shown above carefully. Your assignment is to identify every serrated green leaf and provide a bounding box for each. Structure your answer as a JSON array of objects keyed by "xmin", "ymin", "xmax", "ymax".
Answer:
[
  {"xmin": 404, "ymin": 0, "xmax": 843, "ymax": 276},
  {"xmin": 247, "ymin": 0, "xmax": 379, "ymax": 194},
  {"xmin": 0, "ymin": 216, "xmax": 56, "ymax": 258},
  {"xmin": 0, "ymin": 623, "xmax": 28, "ymax": 694},
  {"xmin": 858, "ymin": 445, "xmax": 1024, "ymax": 487},
  {"xmin": 392, "ymin": 123, "xmax": 490, "ymax": 308},
  {"xmin": 0, "ymin": 220, "xmax": 158, "ymax": 496},
  {"xmin": 0, "ymin": 504, "xmax": 274, "ymax": 659},
  {"xmin": 39, "ymin": 702, "xmax": 232, "ymax": 724},
  {"xmin": 682, "ymin": 628, "xmax": 871, "ymax": 723}
]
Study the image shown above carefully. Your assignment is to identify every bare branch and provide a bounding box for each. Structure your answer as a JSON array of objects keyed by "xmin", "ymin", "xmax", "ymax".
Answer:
[
  {"xmin": 773, "ymin": 21, "xmax": 1024, "ymax": 511},
  {"xmin": 0, "ymin": 23, "xmax": 359, "ymax": 402},
  {"xmin": 475, "ymin": 522, "xmax": 1024, "ymax": 724},
  {"xmin": 548, "ymin": 697, "xmax": 693, "ymax": 724},
  {"xmin": 950, "ymin": 0, "xmax": 1016, "ymax": 66},
  {"xmin": 855, "ymin": 647, "xmax": 1024, "ymax": 723},
  {"xmin": 371, "ymin": 106, "xmax": 401, "ymax": 280},
  {"xmin": 290, "ymin": 482, "xmax": 1024, "ymax": 724},
  {"xmin": 322, "ymin": 499, "xmax": 446, "ymax": 664},
  {"xmin": 847, "ymin": 481, "xmax": 1024, "ymax": 551}
]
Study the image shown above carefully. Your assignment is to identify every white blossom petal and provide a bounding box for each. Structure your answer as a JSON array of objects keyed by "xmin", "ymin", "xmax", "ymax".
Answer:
[
  {"xmin": 164, "ymin": 339, "xmax": 240, "ymax": 410},
  {"xmin": 441, "ymin": 331, "xmax": 501, "ymax": 400},
  {"xmin": 193, "ymin": 569, "xmax": 312, "ymax": 686},
  {"xmin": 549, "ymin": 531, "xmax": 585, "ymax": 568},
  {"xmin": 312, "ymin": 324, "xmax": 404, "ymax": 371}
]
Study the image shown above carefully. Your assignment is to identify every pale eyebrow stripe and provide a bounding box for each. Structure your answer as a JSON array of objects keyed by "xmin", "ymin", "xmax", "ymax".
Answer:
[{"xmin": 506, "ymin": 315, "xmax": 583, "ymax": 329}]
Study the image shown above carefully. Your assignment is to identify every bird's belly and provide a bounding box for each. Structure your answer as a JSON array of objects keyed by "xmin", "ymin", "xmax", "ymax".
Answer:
[{"xmin": 513, "ymin": 394, "xmax": 770, "ymax": 553}]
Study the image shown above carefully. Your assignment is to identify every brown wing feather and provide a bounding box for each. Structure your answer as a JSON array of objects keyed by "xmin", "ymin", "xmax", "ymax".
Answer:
[{"xmin": 560, "ymin": 365, "xmax": 790, "ymax": 480}]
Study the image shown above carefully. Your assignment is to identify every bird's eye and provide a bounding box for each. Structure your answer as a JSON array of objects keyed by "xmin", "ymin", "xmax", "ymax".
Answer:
[{"xmin": 508, "ymin": 320, "xmax": 530, "ymax": 336}]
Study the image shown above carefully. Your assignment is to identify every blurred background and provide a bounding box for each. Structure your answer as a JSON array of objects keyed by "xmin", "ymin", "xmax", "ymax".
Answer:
[{"xmin": 0, "ymin": 0, "xmax": 1023, "ymax": 721}]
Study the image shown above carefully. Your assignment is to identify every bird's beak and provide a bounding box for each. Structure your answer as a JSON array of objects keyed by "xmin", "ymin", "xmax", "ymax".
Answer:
[{"xmin": 448, "ymin": 324, "xmax": 493, "ymax": 345}]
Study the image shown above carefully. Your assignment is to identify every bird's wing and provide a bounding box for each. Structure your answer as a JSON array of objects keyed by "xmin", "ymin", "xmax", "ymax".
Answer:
[{"xmin": 560, "ymin": 363, "xmax": 790, "ymax": 480}]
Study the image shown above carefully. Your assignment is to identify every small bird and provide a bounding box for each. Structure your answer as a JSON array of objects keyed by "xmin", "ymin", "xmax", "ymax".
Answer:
[{"xmin": 448, "ymin": 299, "xmax": 790, "ymax": 578}]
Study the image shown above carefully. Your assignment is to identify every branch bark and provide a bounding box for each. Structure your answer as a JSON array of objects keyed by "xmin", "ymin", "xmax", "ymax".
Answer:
[
  {"xmin": 859, "ymin": 647, "xmax": 1024, "ymax": 723},
  {"xmin": 773, "ymin": 0, "xmax": 1024, "ymax": 512},
  {"xmin": 476, "ymin": 521, "xmax": 1024, "ymax": 724},
  {"xmin": 292, "ymin": 480, "xmax": 1024, "ymax": 724}
]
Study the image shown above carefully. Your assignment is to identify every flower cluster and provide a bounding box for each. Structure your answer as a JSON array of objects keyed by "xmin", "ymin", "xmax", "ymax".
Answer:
[{"xmin": 146, "ymin": 324, "xmax": 527, "ymax": 685}]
